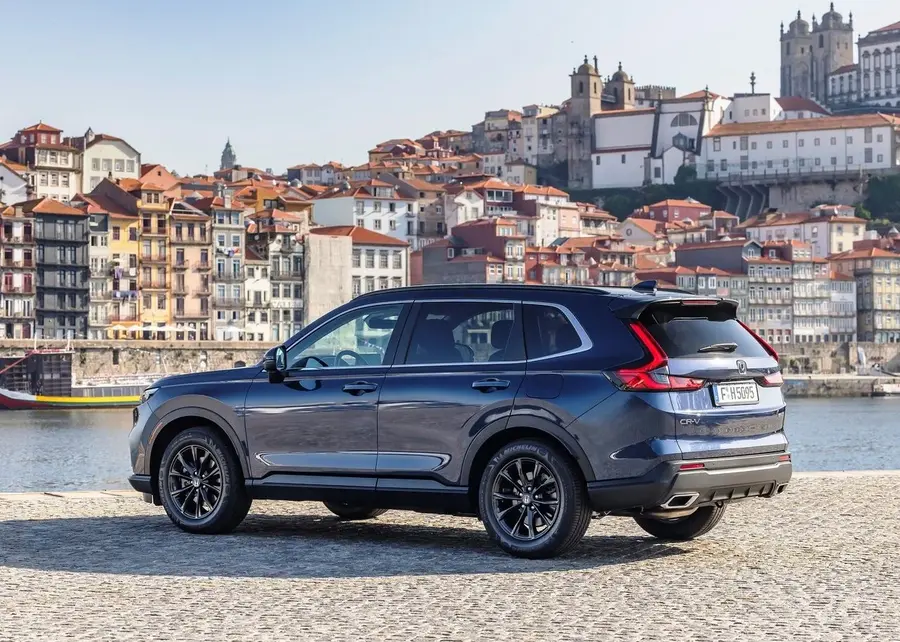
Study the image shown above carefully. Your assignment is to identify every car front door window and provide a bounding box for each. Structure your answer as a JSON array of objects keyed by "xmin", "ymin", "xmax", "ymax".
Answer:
[{"xmin": 287, "ymin": 304, "xmax": 404, "ymax": 369}]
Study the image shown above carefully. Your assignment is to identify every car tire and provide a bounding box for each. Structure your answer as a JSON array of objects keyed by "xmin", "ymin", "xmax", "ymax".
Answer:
[
  {"xmin": 158, "ymin": 427, "xmax": 251, "ymax": 534},
  {"xmin": 478, "ymin": 439, "xmax": 591, "ymax": 559},
  {"xmin": 633, "ymin": 504, "xmax": 726, "ymax": 541},
  {"xmin": 323, "ymin": 502, "xmax": 388, "ymax": 520}
]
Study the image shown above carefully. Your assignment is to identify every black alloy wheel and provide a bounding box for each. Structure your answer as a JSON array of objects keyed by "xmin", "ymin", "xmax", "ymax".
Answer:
[
  {"xmin": 158, "ymin": 427, "xmax": 251, "ymax": 534},
  {"xmin": 167, "ymin": 444, "xmax": 222, "ymax": 520},
  {"xmin": 479, "ymin": 439, "xmax": 591, "ymax": 559},
  {"xmin": 491, "ymin": 457, "xmax": 560, "ymax": 541}
]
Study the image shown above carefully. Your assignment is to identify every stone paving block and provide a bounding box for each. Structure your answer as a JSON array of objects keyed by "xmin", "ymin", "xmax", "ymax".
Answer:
[{"xmin": 0, "ymin": 473, "xmax": 897, "ymax": 641}]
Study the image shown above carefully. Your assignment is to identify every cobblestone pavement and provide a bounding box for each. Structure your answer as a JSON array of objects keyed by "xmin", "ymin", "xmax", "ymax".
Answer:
[{"xmin": 1, "ymin": 473, "xmax": 898, "ymax": 641}]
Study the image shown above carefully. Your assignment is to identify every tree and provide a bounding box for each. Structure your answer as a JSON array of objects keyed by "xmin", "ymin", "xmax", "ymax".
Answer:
[
  {"xmin": 864, "ymin": 175, "xmax": 900, "ymax": 222},
  {"xmin": 854, "ymin": 204, "xmax": 872, "ymax": 220},
  {"xmin": 674, "ymin": 164, "xmax": 697, "ymax": 186},
  {"xmin": 601, "ymin": 194, "xmax": 635, "ymax": 220}
]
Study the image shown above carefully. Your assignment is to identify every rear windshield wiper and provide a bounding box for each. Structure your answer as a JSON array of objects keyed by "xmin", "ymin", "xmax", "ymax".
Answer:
[{"xmin": 697, "ymin": 342, "xmax": 738, "ymax": 353}]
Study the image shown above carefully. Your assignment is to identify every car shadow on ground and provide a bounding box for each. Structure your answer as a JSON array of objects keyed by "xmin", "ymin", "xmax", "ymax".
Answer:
[{"xmin": 0, "ymin": 512, "xmax": 690, "ymax": 579}]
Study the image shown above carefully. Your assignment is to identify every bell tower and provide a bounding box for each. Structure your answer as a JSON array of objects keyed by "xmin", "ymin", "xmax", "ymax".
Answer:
[{"xmin": 567, "ymin": 55, "xmax": 602, "ymax": 190}]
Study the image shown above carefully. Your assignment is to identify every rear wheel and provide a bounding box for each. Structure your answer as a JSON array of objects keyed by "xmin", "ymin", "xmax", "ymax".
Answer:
[
  {"xmin": 479, "ymin": 439, "xmax": 591, "ymax": 559},
  {"xmin": 323, "ymin": 502, "xmax": 388, "ymax": 520},
  {"xmin": 633, "ymin": 504, "xmax": 726, "ymax": 541},
  {"xmin": 158, "ymin": 427, "xmax": 251, "ymax": 534}
]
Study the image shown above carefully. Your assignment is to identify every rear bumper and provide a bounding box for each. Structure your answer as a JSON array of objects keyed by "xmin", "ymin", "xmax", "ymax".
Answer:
[{"xmin": 587, "ymin": 452, "xmax": 792, "ymax": 512}]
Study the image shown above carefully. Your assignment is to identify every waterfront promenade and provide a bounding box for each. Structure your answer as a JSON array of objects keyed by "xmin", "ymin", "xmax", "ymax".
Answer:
[{"xmin": 0, "ymin": 472, "xmax": 897, "ymax": 640}]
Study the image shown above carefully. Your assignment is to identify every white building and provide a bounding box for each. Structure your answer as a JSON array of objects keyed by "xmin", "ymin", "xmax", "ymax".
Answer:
[
  {"xmin": 310, "ymin": 226, "xmax": 409, "ymax": 297},
  {"xmin": 71, "ymin": 129, "xmax": 141, "ymax": 193},
  {"xmin": 312, "ymin": 179, "xmax": 417, "ymax": 246},
  {"xmin": 3, "ymin": 123, "xmax": 79, "ymax": 202},
  {"xmin": 858, "ymin": 21, "xmax": 900, "ymax": 108},
  {"xmin": 442, "ymin": 184, "xmax": 485, "ymax": 231},
  {"xmin": 829, "ymin": 271, "xmax": 857, "ymax": 342},
  {"xmin": 482, "ymin": 152, "xmax": 506, "ymax": 178},
  {"xmin": 0, "ymin": 159, "xmax": 30, "ymax": 205},
  {"xmin": 701, "ymin": 113, "xmax": 900, "ymax": 181},
  {"xmin": 244, "ymin": 248, "xmax": 271, "ymax": 342},
  {"xmin": 591, "ymin": 108, "xmax": 655, "ymax": 188},
  {"xmin": 744, "ymin": 205, "xmax": 867, "ymax": 259}
]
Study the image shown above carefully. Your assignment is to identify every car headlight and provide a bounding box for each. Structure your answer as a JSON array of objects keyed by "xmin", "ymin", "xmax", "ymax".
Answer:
[{"xmin": 140, "ymin": 387, "xmax": 159, "ymax": 404}]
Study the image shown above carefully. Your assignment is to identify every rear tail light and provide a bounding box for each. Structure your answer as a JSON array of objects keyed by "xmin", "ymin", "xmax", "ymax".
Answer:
[
  {"xmin": 679, "ymin": 462, "xmax": 706, "ymax": 470},
  {"xmin": 760, "ymin": 371, "xmax": 784, "ymax": 387},
  {"xmin": 609, "ymin": 321, "xmax": 705, "ymax": 392},
  {"xmin": 737, "ymin": 319, "xmax": 779, "ymax": 361},
  {"xmin": 778, "ymin": 453, "xmax": 791, "ymax": 462}
]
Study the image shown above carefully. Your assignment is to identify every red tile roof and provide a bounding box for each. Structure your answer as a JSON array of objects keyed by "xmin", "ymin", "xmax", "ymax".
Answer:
[
  {"xmin": 830, "ymin": 247, "xmax": 900, "ymax": 260},
  {"xmin": 775, "ymin": 96, "xmax": 831, "ymax": 115},
  {"xmin": 20, "ymin": 122, "xmax": 61, "ymax": 133},
  {"xmin": 650, "ymin": 198, "xmax": 709, "ymax": 209},
  {"xmin": 707, "ymin": 113, "xmax": 900, "ymax": 137},
  {"xmin": 0, "ymin": 158, "xmax": 27, "ymax": 176},
  {"xmin": 520, "ymin": 185, "xmax": 568, "ymax": 198},
  {"xmin": 677, "ymin": 89, "xmax": 724, "ymax": 100},
  {"xmin": 19, "ymin": 197, "xmax": 86, "ymax": 216},
  {"xmin": 872, "ymin": 20, "xmax": 900, "ymax": 33},
  {"xmin": 310, "ymin": 225, "xmax": 408, "ymax": 247},
  {"xmin": 624, "ymin": 218, "xmax": 664, "ymax": 235},
  {"xmin": 830, "ymin": 63, "xmax": 857, "ymax": 75},
  {"xmin": 677, "ymin": 239, "xmax": 752, "ymax": 251}
]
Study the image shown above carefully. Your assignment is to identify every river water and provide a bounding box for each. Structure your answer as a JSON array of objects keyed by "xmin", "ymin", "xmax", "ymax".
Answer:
[{"xmin": 1, "ymin": 398, "xmax": 899, "ymax": 492}]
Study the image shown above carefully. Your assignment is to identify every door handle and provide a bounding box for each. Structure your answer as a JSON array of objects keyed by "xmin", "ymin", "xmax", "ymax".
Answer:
[
  {"xmin": 472, "ymin": 378, "xmax": 510, "ymax": 392},
  {"xmin": 342, "ymin": 381, "xmax": 378, "ymax": 395}
]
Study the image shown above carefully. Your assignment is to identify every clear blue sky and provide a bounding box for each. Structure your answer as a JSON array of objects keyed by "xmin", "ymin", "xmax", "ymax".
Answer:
[{"xmin": 3, "ymin": 0, "xmax": 895, "ymax": 175}]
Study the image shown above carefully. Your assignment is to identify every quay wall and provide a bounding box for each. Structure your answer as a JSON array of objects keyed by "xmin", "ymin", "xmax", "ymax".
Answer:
[
  {"xmin": 0, "ymin": 340, "xmax": 276, "ymax": 382},
  {"xmin": 783, "ymin": 375, "xmax": 899, "ymax": 398}
]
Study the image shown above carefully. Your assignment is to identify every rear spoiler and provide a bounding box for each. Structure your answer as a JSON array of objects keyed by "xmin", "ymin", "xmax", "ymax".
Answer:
[{"xmin": 608, "ymin": 294, "xmax": 739, "ymax": 320}]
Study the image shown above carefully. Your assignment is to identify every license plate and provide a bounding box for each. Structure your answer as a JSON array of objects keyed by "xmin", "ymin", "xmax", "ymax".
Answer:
[{"xmin": 713, "ymin": 381, "xmax": 759, "ymax": 406}]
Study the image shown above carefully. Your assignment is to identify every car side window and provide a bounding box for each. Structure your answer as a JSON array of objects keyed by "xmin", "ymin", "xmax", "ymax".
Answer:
[
  {"xmin": 403, "ymin": 301, "xmax": 524, "ymax": 365},
  {"xmin": 287, "ymin": 304, "xmax": 405, "ymax": 369},
  {"xmin": 524, "ymin": 304, "xmax": 583, "ymax": 360}
]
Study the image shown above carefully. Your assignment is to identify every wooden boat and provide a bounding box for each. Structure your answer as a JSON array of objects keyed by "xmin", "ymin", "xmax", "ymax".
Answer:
[{"xmin": 0, "ymin": 350, "xmax": 146, "ymax": 410}]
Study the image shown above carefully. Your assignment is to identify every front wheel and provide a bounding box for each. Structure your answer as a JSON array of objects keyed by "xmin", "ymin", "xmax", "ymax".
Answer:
[
  {"xmin": 633, "ymin": 504, "xmax": 726, "ymax": 541},
  {"xmin": 479, "ymin": 439, "xmax": 591, "ymax": 559},
  {"xmin": 158, "ymin": 427, "xmax": 251, "ymax": 534},
  {"xmin": 323, "ymin": 502, "xmax": 388, "ymax": 520}
]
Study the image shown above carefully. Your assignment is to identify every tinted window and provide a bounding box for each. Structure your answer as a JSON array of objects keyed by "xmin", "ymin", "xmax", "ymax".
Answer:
[
  {"xmin": 404, "ymin": 301, "xmax": 523, "ymax": 364},
  {"xmin": 524, "ymin": 304, "xmax": 583, "ymax": 359},
  {"xmin": 287, "ymin": 304, "xmax": 404, "ymax": 368},
  {"xmin": 642, "ymin": 305, "xmax": 768, "ymax": 358}
]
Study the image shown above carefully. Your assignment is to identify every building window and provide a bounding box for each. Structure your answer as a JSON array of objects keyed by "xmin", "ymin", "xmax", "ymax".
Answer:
[
  {"xmin": 595, "ymin": 156, "xmax": 601, "ymax": 165},
  {"xmin": 766, "ymin": 141, "xmax": 773, "ymax": 149},
  {"xmin": 848, "ymin": 156, "xmax": 854, "ymax": 165},
  {"xmin": 620, "ymin": 154, "xmax": 626, "ymax": 164},
  {"xmin": 115, "ymin": 159, "xmax": 124, "ymax": 172},
  {"xmin": 373, "ymin": 219, "xmax": 382, "ymax": 230},
  {"xmin": 782, "ymin": 140, "xmax": 789, "ymax": 148}
]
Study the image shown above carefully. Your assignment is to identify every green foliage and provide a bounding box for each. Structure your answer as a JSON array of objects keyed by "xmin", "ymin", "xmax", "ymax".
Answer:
[
  {"xmin": 854, "ymin": 204, "xmax": 872, "ymax": 220},
  {"xmin": 864, "ymin": 175, "xmax": 900, "ymax": 222},
  {"xmin": 673, "ymin": 164, "xmax": 697, "ymax": 186},
  {"xmin": 568, "ymin": 180, "xmax": 725, "ymax": 221}
]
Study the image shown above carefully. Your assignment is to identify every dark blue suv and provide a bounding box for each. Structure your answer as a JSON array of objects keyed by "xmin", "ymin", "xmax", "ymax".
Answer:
[{"xmin": 129, "ymin": 283, "xmax": 791, "ymax": 558}]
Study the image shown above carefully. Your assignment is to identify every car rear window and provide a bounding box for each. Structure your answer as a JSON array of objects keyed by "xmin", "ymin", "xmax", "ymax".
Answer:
[{"xmin": 640, "ymin": 304, "xmax": 769, "ymax": 359}]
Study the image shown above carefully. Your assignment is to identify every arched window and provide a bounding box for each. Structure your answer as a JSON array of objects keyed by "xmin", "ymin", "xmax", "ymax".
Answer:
[
  {"xmin": 786, "ymin": 42, "xmax": 791, "ymax": 55},
  {"xmin": 819, "ymin": 34, "xmax": 824, "ymax": 48},
  {"xmin": 578, "ymin": 81, "xmax": 583, "ymax": 95},
  {"xmin": 593, "ymin": 82, "xmax": 597, "ymax": 94},
  {"xmin": 670, "ymin": 113, "xmax": 698, "ymax": 127}
]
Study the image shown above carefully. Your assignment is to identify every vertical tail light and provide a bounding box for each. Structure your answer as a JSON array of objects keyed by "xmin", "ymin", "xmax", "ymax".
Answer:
[{"xmin": 609, "ymin": 321, "xmax": 705, "ymax": 392}]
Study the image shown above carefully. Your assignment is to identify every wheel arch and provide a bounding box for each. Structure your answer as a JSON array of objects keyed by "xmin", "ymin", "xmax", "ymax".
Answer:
[
  {"xmin": 462, "ymin": 419, "xmax": 596, "ymax": 501},
  {"xmin": 148, "ymin": 408, "xmax": 248, "ymax": 502}
]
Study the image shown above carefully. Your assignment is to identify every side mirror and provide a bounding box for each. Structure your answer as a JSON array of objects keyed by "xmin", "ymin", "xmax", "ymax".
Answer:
[{"xmin": 264, "ymin": 346, "xmax": 287, "ymax": 381}]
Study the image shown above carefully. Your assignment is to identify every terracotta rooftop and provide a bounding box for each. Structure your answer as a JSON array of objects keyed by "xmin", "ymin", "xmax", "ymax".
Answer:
[
  {"xmin": 707, "ymin": 113, "xmax": 900, "ymax": 137},
  {"xmin": 829, "ymin": 247, "xmax": 900, "ymax": 260},
  {"xmin": 649, "ymin": 198, "xmax": 709, "ymax": 209},
  {"xmin": 18, "ymin": 197, "xmax": 86, "ymax": 216},
  {"xmin": 872, "ymin": 20, "xmax": 900, "ymax": 33},
  {"xmin": 310, "ymin": 225, "xmax": 408, "ymax": 247},
  {"xmin": 20, "ymin": 122, "xmax": 61, "ymax": 133},
  {"xmin": 677, "ymin": 239, "xmax": 752, "ymax": 251},
  {"xmin": 775, "ymin": 96, "xmax": 831, "ymax": 115},
  {"xmin": 521, "ymin": 184, "xmax": 569, "ymax": 198}
]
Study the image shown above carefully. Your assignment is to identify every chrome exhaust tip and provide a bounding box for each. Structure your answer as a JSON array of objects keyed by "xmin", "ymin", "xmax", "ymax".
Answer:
[{"xmin": 660, "ymin": 492, "xmax": 700, "ymax": 510}]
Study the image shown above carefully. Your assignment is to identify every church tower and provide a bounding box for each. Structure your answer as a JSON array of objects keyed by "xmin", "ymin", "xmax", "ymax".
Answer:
[
  {"xmin": 606, "ymin": 62, "xmax": 636, "ymax": 110},
  {"xmin": 811, "ymin": 4, "xmax": 854, "ymax": 104},
  {"xmin": 567, "ymin": 55, "xmax": 603, "ymax": 190},
  {"xmin": 220, "ymin": 138, "xmax": 237, "ymax": 171},
  {"xmin": 781, "ymin": 11, "xmax": 813, "ymax": 98}
]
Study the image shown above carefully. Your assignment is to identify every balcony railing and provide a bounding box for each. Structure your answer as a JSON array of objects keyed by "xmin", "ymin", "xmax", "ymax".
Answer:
[
  {"xmin": 171, "ymin": 233, "xmax": 209, "ymax": 245},
  {"xmin": 212, "ymin": 296, "xmax": 243, "ymax": 308},
  {"xmin": 0, "ymin": 310, "xmax": 32, "ymax": 319},
  {"xmin": 173, "ymin": 309, "xmax": 209, "ymax": 320},
  {"xmin": 140, "ymin": 253, "xmax": 168, "ymax": 264},
  {"xmin": 171, "ymin": 283, "xmax": 188, "ymax": 295},
  {"xmin": 270, "ymin": 269, "xmax": 304, "ymax": 281},
  {"xmin": 108, "ymin": 313, "xmax": 139, "ymax": 322},
  {"xmin": 193, "ymin": 262, "xmax": 211, "ymax": 272},
  {"xmin": 142, "ymin": 226, "xmax": 168, "ymax": 237},
  {"xmin": 172, "ymin": 260, "xmax": 190, "ymax": 270},
  {"xmin": 192, "ymin": 287, "xmax": 211, "ymax": 296},
  {"xmin": 0, "ymin": 260, "xmax": 35, "ymax": 269},
  {"xmin": 0, "ymin": 236, "xmax": 34, "ymax": 244},
  {"xmin": 0, "ymin": 285, "xmax": 35, "ymax": 294},
  {"xmin": 214, "ymin": 273, "xmax": 243, "ymax": 282},
  {"xmin": 140, "ymin": 281, "xmax": 168, "ymax": 290}
]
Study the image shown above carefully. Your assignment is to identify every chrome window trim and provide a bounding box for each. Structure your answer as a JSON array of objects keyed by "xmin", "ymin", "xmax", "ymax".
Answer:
[
  {"xmin": 523, "ymin": 300, "xmax": 593, "ymax": 362},
  {"xmin": 283, "ymin": 301, "xmax": 407, "ymax": 370}
]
